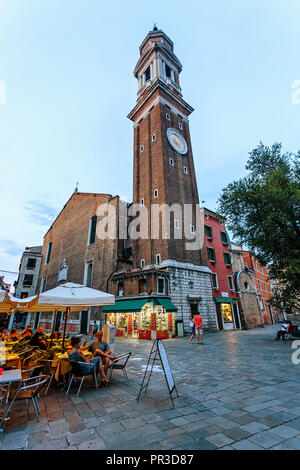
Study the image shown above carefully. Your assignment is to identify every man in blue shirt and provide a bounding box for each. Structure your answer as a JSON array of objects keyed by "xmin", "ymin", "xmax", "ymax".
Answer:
[{"xmin": 85, "ymin": 330, "xmax": 116, "ymax": 374}]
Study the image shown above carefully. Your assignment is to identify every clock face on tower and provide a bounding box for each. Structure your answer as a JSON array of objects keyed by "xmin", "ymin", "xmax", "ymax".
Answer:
[{"xmin": 167, "ymin": 128, "xmax": 188, "ymax": 155}]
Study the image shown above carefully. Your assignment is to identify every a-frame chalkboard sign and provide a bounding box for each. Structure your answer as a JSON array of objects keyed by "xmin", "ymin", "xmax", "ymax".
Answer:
[{"xmin": 137, "ymin": 339, "xmax": 179, "ymax": 406}]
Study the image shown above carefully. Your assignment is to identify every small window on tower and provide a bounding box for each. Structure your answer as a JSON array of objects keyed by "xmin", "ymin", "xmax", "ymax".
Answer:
[
  {"xmin": 140, "ymin": 145, "xmax": 144, "ymax": 153},
  {"xmin": 156, "ymin": 254, "xmax": 161, "ymax": 265},
  {"xmin": 140, "ymin": 198, "xmax": 144, "ymax": 206},
  {"xmin": 169, "ymin": 157, "xmax": 175, "ymax": 166},
  {"xmin": 141, "ymin": 259, "xmax": 145, "ymax": 269},
  {"xmin": 183, "ymin": 166, "xmax": 188, "ymax": 174},
  {"xmin": 144, "ymin": 66, "xmax": 151, "ymax": 82},
  {"xmin": 166, "ymin": 113, "xmax": 170, "ymax": 121},
  {"xmin": 154, "ymin": 189, "xmax": 158, "ymax": 199},
  {"xmin": 179, "ymin": 122, "xmax": 183, "ymax": 130},
  {"xmin": 152, "ymin": 134, "xmax": 156, "ymax": 142},
  {"xmin": 165, "ymin": 64, "xmax": 171, "ymax": 79}
]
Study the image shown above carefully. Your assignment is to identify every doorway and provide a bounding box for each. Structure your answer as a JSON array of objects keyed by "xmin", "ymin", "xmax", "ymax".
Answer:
[
  {"xmin": 54, "ymin": 311, "xmax": 63, "ymax": 331},
  {"xmin": 80, "ymin": 310, "xmax": 89, "ymax": 334}
]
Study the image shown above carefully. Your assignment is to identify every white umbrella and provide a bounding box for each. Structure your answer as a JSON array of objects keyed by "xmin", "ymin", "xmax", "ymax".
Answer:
[
  {"xmin": 38, "ymin": 282, "xmax": 114, "ymax": 307},
  {"xmin": 37, "ymin": 282, "xmax": 115, "ymax": 348}
]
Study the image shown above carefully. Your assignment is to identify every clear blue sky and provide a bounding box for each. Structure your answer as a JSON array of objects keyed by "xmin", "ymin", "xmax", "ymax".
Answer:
[{"xmin": 0, "ymin": 0, "xmax": 300, "ymax": 286}]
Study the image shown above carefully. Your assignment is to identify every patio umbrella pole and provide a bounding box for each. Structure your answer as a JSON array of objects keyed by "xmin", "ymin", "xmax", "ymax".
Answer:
[
  {"xmin": 62, "ymin": 306, "xmax": 70, "ymax": 351},
  {"xmin": 50, "ymin": 308, "xmax": 57, "ymax": 348}
]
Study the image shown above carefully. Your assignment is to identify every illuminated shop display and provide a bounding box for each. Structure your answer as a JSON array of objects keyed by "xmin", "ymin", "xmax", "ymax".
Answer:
[{"xmin": 106, "ymin": 300, "xmax": 176, "ymax": 340}]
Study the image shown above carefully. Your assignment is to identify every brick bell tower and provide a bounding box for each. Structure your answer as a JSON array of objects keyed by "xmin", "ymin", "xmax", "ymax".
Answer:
[
  {"xmin": 128, "ymin": 26, "xmax": 206, "ymax": 268},
  {"xmin": 123, "ymin": 27, "xmax": 217, "ymax": 332}
]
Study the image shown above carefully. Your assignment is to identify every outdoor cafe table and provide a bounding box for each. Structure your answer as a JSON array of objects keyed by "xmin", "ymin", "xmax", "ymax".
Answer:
[
  {"xmin": 4, "ymin": 353, "xmax": 21, "ymax": 370},
  {"xmin": 54, "ymin": 350, "xmax": 93, "ymax": 382},
  {"xmin": 0, "ymin": 369, "xmax": 22, "ymax": 431}
]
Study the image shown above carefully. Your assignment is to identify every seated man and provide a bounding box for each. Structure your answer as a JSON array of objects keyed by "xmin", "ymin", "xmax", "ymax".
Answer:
[
  {"xmin": 275, "ymin": 321, "xmax": 290, "ymax": 341},
  {"xmin": 84, "ymin": 331, "xmax": 116, "ymax": 375},
  {"xmin": 29, "ymin": 326, "xmax": 47, "ymax": 350},
  {"xmin": 21, "ymin": 326, "xmax": 32, "ymax": 339}
]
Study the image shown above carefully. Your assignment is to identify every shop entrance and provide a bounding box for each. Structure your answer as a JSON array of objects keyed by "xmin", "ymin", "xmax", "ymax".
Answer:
[
  {"xmin": 54, "ymin": 311, "xmax": 63, "ymax": 332},
  {"xmin": 80, "ymin": 310, "xmax": 89, "ymax": 335},
  {"xmin": 221, "ymin": 303, "xmax": 235, "ymax": 330}
]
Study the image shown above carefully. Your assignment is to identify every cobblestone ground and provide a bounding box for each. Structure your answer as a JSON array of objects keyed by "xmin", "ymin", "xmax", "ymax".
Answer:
[{"xmin": 1, "ymin": 325, "xmax": 300, "ymax": 450}]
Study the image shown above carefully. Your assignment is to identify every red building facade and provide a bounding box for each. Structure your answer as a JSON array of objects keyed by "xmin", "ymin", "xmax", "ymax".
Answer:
[
  {"xmin": 203, "ymin": 208, "xmax": 240, "ymax": 330},
  {"xmin": 242, "ymin": 252, "xmax": 278, "ymax": 325}
]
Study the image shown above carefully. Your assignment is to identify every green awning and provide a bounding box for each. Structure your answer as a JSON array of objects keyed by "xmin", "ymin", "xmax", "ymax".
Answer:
[
  {"xmin": 102, "ymin": 297, "xmax": 177, "ymax": 313},
  {"xmin": 155, "ymin": 298, "xmax": 177, "ymax": 312},
  {"xmin": 214, "ymin": 297, "xmax": 233, "ymax": 304}
]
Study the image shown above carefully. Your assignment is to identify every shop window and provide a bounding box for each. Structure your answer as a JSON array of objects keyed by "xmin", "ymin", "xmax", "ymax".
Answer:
[
  {"xmin": 157, "ymin": 277, "xmax": 165, "ymax": 294},
  {"xmin": 88, "ymin": 215, "xmax": 97, "ymax": 245},
  {"xmin": 224, "ymin": 252, "xmax": 232, "ymax": 266},
  {"xmin": 204, "ymin": 225, "xmax": 213, "ymax": 240},
  {"xmin": 228, "ymin": 276, "xmax": 234, "ymax": 291},
  {"xmin": 26, "ymin": 258, "xmax": 36, "ymax": 269},
  {"xmin": 211, "ymin": 273, "xmax": 218, "ymax": 289},
  {"xmin": 117, "ymin": 281, "xmax": 124, "ymax": 297},
  {"xmin": 220, "ymin": 231, "xmax": 228, "ymax": 245},
  {"xmin": 139, "ymin": 278, "xmax": 147, "ymax": 294},
  {"xmin": 23, "ymin": 274, "xmax": 33, "ymax": 287},
  {"xmin": 207, "ymin": 247, "xmax": 216, "ymax": 263},
  {"xmin": 45, "ymin": 242, "xmax": 52, "ymax": 264}
]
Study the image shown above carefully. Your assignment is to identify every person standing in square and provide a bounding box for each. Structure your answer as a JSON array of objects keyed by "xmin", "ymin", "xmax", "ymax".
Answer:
[{"xmin": 190, "ymin": 313, "xmax": 203, "ymax": 344}]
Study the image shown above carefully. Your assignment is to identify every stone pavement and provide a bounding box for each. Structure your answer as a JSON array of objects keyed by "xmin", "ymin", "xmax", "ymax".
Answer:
[{"xmin": 1, "ymin": 325, "xmax": 300, "ymax": 450}]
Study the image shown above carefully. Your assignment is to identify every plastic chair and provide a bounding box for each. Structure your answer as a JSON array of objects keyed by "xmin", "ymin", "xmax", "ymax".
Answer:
[
  {"xmin": 66, "ymin": 360, "xmax": 98, "ymax": 398},
  {"xmin": 108, "ymin": 352, "xmax": 131, "ymax": 384}
]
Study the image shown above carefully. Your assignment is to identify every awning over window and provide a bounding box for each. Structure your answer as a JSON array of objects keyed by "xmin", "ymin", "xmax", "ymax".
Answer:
[
  {"xmin": 214, "ymin": 297, "xmax": 233, "ymax": 304},
  {"xmin": 102, "ymin": 297, "xmax": 177, "ymax": 313}
]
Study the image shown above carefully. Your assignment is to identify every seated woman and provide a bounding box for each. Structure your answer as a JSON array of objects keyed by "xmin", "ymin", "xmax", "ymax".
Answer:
[
  {"xmin": 7, "ymin": 328, "xmax": 21, "ymax": 341},
  {"xmin": 67, "ymin": 336, "xmax": 110, "ymax": 386},
  {"xmin": 84, "ymin": 331, "xmax": 116, "ymax": 375}
]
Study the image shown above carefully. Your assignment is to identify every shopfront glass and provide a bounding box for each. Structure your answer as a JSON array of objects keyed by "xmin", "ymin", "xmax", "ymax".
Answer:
[{"xmin": 221, "ymin": 303, "xmax": 234, "ymax": 330}]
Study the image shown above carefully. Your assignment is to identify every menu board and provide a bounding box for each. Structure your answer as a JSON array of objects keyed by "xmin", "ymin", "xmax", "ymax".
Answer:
[{"xmin": 157, "ymin": 339, "xmax": 175, "ymax": 393}]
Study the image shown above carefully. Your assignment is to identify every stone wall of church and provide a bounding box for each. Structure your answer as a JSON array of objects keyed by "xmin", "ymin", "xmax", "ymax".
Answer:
[{"xmin": 160, "ymin": 260, "xmax": 218, "ymax": 333}]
